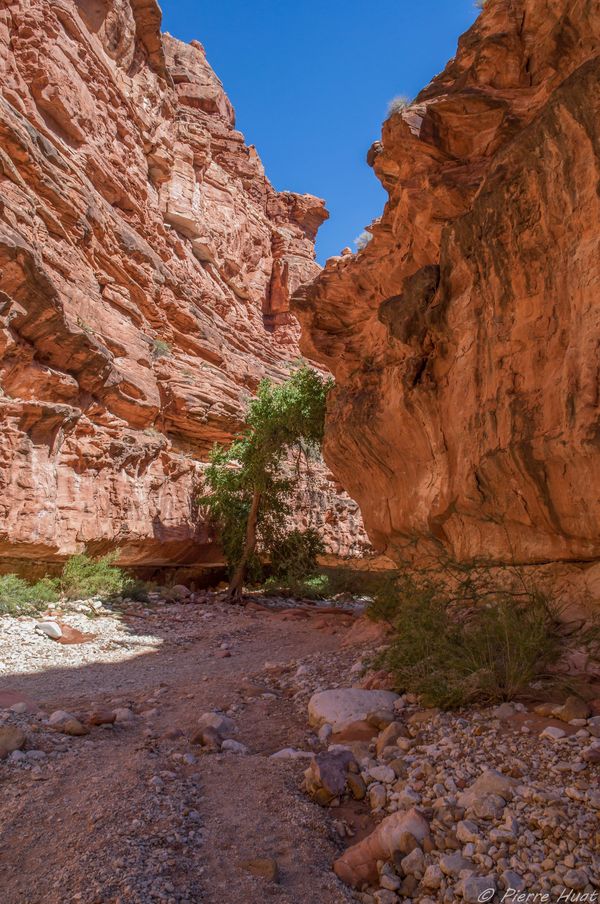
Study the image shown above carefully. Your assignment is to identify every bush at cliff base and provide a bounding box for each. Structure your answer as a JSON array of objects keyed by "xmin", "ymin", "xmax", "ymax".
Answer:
[
  {"xmin": 370, "ymin": 564, "xmax": 565, "ymax": 708},
  {"xmin": 0, "ymin": 574, "xmax": 59, "ymax": 615}
]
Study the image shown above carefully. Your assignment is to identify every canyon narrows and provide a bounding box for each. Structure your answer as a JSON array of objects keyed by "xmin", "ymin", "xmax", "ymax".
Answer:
[
  {"xmin": 1, "ymin": 2, "xmax": 600, "ymax": 904},
  {"xmin": 295, "ymin": 0, "xmax": 600, "ymax": 586}
]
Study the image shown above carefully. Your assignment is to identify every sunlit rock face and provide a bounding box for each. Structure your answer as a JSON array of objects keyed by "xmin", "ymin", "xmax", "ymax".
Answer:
[
  {"xmin": 0, "ymin": 0, "xmax": 367, "ymax": 566},
  {"xmin": 294, "ymin": 0, "xmax": 600, "ymax": 569}
]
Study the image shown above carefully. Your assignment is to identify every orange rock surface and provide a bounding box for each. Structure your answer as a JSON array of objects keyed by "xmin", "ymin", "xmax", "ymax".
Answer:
[
  {"xmin": 295, "ymin": 0, "xmax": 600, "ymax": 570},
  {"xmin": 0, "ymin": 0, "xmax": 366, "ymax": 566}
]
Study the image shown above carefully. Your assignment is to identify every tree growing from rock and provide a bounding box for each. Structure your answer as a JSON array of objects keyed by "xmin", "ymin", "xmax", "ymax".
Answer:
[{"xmin": 201, "ymin": 366, "xmax": 332, "ymax": 600}]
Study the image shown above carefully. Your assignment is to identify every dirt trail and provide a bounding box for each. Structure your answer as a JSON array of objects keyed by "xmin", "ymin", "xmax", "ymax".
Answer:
[{"xmin": 0, "ymin": 599, "xmax": 364, "ymax": 904}]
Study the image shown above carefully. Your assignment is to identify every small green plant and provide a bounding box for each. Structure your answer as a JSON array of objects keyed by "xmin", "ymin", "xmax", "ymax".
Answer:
[
  {"xmin": 386, "ymin": 95, "xmax": 410, "ymax": 117},
  {"xmin": 60, "ymin": 552, "xmax": 126, "ymax": 600},
  {"xmin": 0, "ymin": 574, "xmax": 59, "ymax": 615},
  {"xmin": 372, "ymin": 564, "xmax": 564, "ymax": 708},
  {"xmin": 152, "ymin": 338, "xmax": 172, "ymax": 359},
  {"xmin": 201, "ymin": 366, "xmax": 332, "ymax": 599},
  {"xmin": 263, "ymin": 572, "xmax": 331, "ymax": 600}
]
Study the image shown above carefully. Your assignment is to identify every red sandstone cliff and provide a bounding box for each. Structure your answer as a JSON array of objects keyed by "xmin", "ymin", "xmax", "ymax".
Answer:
[
  {"xmin": 0, "ymin": 0, "xmax": 366, "ymax": 567},
  {"xmin": 295, "ymin": 0, "xmax": 600, "ymax": 571}
]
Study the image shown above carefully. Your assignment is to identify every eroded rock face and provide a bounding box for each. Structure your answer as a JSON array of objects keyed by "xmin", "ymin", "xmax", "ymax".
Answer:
[
  {"xmin": 295, "ymin": 0, "xmax": 600, "ymax": 569},
  {"xmin": 0, "ymin": 0, "xmax": 366, "ymax": 565}
]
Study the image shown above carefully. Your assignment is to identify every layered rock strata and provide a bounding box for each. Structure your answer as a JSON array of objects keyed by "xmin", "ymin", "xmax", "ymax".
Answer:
[
  {"xmin": 0, "ymin": 0, "xmax": 366, "ymax": 566},
  {"xmin": 295, "ymin": 0, "xmax": 600, "ymax": 573}
]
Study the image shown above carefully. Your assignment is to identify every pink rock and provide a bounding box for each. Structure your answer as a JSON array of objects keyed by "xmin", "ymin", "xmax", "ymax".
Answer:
[
  {"xmin": 293, "ymin": 1, "xmax": 600, "ymax": 587},
  {"xmin": 0, "ymin": 0, "xmax": 365, "ymax": 569}
]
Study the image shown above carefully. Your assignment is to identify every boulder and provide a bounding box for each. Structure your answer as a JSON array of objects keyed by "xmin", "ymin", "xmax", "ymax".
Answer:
[{"xmin": 308, "ymin": 689, "xmax": 399, "ymax": 731}]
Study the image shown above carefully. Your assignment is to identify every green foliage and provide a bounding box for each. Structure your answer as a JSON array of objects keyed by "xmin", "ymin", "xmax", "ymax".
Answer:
[
  {"xmin": 270, "ymin": 528, "xmax": 325, "ymax": 581},
  {"xmin": 372, "ymin": 564, "xmax": 563, "ymax": 708},
  {"xmin": 60, "ymin": 552, "xmax": 126, "ymax": 600},
  {"xmin": 263, "ymin": 572, "xmax": 331, "ymax": 600},
  {"xmin": 152, "ymin": 338, "xmax": 172, "ymax": 359},
  {"xmin": 0, "ymin": 574, "xmax": 59, "ymax": 615},
  {"xmin": 200, "ymin": 366, "xmax": 332, "ymax": 587}
]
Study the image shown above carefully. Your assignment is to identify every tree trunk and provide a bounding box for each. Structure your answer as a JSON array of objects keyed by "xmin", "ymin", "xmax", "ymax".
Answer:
[{"xmin": 227, "ymin": 489, "xmax": 261, "ymax": 601}]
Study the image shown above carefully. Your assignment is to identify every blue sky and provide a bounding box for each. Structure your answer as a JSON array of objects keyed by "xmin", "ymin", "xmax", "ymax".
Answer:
[{"xmin": 160, "ymin": 1, "xmax": 479, "ymax": 263}]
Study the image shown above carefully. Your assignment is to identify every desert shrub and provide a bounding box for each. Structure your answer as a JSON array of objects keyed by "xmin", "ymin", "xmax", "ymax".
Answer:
[
  {"xmin": 354, "ymin": 231, "xmax": 373, "ymax": 251},
  {"xmin": 372, "ymin": 565, "xmax": 562, "ymax": 708},
  {"xmin": 386, "ymin": 95, "xmax": 410, "ymax": 117},
  {"xmin": 152, "ymin": 338, "xmax": 172, "ymax": 359},
  {"xmin": 0, "ymin": 574, "xmax": 59, "ymax": 615},
  {"xmin": 60, "ymin": 552, "xmax": 126, "ymax": 600},
  {"xmin": 270, "ymin": 528, "xmax": 325, "ymax": 581}
]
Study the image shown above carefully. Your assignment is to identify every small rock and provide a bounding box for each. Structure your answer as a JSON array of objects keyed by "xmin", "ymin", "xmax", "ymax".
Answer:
[
  {"xmin": 0, "ymin": 726, "xmax": 26, "ymax": 757},
  {"xmin": 375, "ymin": 722, "xmax": 408, "ymax": 757},
  {"xmin": 269, "ymin": 748, "xmax": 313, "ymax": 760},
  {"xmin": 461, "ymin": 875, "xmax": 496, "ymax": 904},
  {"xmin": 35, "ymin": 621, "xmax": 62, "ymax": 639},
  {"xmin": 540, "ymin": 725, "xmax": 566, "ymax": 741},
  {"xmin": 439, "ymin": 852, "xmax": 474, "ymax": 877},
  {"xmin": 367, "ymin": 764, "xmax": 395, "ymax": 784},
  {"xmin": 400, "ymin": 846, "xmax": 425, "ymax": 877},
  {"xmin": 347, "ymin": 773, "xmax": 367, "ymax": 800},
  {"xmin": 422, "ymin": 864, "xmax": 443, "ymax": 890},
  {"xmin": 240, "ymin": 858, "xmax": 279, "ymax": 883},
  {"xmin": 369, "ymin": 783, "xmax": 387, "ymax": 810},
  {"xmin": 114, "ymin": 708, "xmax": 135, "ymax": 723},
  {"xmin": 191, "ymin": 727, "xmax": 222, "ymax": 751},
  {"xmin": 563, "ymin": 868, "xmax": 588, "ymax": 890},
  {"xmin": 501, "ymin": 870, "xmax": 526, "ymax": 892},
  {"xmin": 88, "ymin": 709, "xmax": 116, "ymax": 726},
  {"xmin": 587, "ymin": 715, "xmax": 600, "ymax": 737},
  {"xmin": 318, "ymin": 723, "xmax": 333, "ymax": 743},
  {"xmin": 221, "ymin": 739, "xmax": 248, "ymax": 755},
  {"xmin": 373, "ymin": 891, "xmax": 398, "ymax": 904},
  {"xmin": 456, "ymin": 820, "xmax": 480, "ymax": 844},
  {"xmin": 553, "ymin": 696, "xmax": 591, "ymax": 723},
  {"xmin": 197, "ymin": 712, "xmax": 235, "ymax": 738}
]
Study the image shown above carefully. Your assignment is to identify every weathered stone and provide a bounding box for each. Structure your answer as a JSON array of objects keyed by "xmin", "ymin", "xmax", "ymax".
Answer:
[
  {"xmin": 88, "ymin": 710, "xmax": 116, "ymax": 726},
  {"xmin": 457, "ymin": 769, "xmax": 517, "ymax": 809},
  {"xmin": 197, "ymin": 712, "xmax": 235, "ymax": 739},
  {"xmin": 0, "ymin": 0, "xmax": 364, "ymax": 569},
  {"xmin": 375, "ymin": 722, "xmax": 408, "ymax": 757},
  {"xmin": 333, "ymin": 808, "xmax": 429, "ymax": 887},
  {"xmin": 308, "ymin": 689, "xmax": 398, "ymax": 731},
  {"xmin": 293, "ymin": 0, "xmax": 600, "ymax": 589},
  {"xmin": 35, "ymin": 622, "xmax": 62, "ymax": 640},
  {"xmin": 0, "ymin": 726, "xmax": 26, "ymax": 757},
  {"xmin": 304, "ymin": 750, "xmax": 355, "ymax": 805},
  {"xmin": 240, "ymin": 858, "xmax": 279, "ymax": 883},
  {"xmin": 553, "ymin": 697, "xmax": 591, "ymax": 723}
]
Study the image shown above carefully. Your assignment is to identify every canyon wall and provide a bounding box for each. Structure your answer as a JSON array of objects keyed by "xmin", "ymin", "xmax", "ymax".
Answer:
[
  {"xmin": 0, "ymin": 0, "xmax": 367, "ymax": 568},
  {"xmin": 295, "ymin": 0, "xmax": 600, "ymax": 573}
]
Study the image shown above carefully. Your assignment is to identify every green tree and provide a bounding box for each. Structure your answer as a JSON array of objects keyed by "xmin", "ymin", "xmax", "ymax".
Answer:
[{"xmin": 201, "ymin": 366, "xmax": 332, "ymax": 600}]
